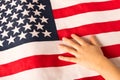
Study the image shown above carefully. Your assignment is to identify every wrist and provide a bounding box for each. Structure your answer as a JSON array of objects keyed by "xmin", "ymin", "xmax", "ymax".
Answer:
[
  {"xmin": 95, "ymin": 57, "xmax": 120, "ymax": 80},
  {"xmin": 93, "ymin": 56, "xmax": 109, "ymax": 72}
]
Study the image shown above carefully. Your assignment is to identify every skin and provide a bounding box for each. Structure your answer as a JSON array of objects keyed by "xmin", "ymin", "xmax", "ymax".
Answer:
[{"xmin": 58, "ymin": 34, "xmax": 120, "ymax": 80}]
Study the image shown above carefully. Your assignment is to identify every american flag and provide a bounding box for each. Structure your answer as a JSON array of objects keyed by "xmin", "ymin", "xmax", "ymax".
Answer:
[{"xmin": 0, "ymin": 0, "xmax": 120, "ymax": 80}]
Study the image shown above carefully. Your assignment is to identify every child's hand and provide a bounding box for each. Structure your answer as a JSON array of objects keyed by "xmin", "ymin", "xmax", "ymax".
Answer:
[{"xmin": 58, "ymin": 34, "xmax": 107, "ymax": 71}]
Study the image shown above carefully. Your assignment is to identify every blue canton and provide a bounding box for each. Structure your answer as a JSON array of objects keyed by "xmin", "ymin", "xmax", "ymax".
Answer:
[{"xmin": 0, "ymin": 0, "xmax": 58, "ymax": 51}]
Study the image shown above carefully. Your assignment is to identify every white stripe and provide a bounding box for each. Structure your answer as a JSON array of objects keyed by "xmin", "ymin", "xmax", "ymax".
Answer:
[
  {"xmin": 50, "ymin": 0, "xmax": 110, "ymax": 9},
  {"xmin": 0, "ymin": 31, "xmax": 120, "ymax": 65},
  {"xmin": 55, "ymin": 8, "xmax": 120, "ymax": 30},
  {"xmin": 110, "ymin": 57, "xmax": 120, "ymax": 67},
  {"xmin": 0, "ymin": 41, "xmax": 60, "ymax": 65},
  {"xmin": 1, "ymin": 57, "xmax": 120, "ymax": 80}
]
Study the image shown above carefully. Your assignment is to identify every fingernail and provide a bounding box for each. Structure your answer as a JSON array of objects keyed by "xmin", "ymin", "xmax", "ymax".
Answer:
[
  {"xmin": 71, "ymin": 34, "xmax": 76, "ymax": 37},
  {"xmin": 62, "ymin": 37, "xmax": 68, "ymax": 41},
  {"xmin": 58, "ymin": 56, "xmax": 63, "ymax": 60},
  {"xmin": 62, "ymin": 37, "xmax": 66, "ymax": 40}
]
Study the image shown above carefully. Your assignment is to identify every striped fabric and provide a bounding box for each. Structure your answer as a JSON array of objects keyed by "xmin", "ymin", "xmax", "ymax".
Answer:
[{"xmin": 0, "ymin": 0, "xmax": 120, "ymax": 80}]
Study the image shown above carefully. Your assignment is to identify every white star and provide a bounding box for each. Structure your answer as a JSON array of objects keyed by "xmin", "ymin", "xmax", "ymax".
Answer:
[
  {"xmin": 28, "ymin": 16, "xmax": 36, "ymax": 23},
  {"xmin": 33, "ymin": 0, "xmax": 38, "ymax": 3},
  {"xmin": 12, "ymin": 27, "xmax": 20, "ymax": 35},
  {"xmin": 21, "ymin": 0, "xmax": 27, "ymax": 3},
  {"xmin": 6, "ymin": 21, "xmax": 13, "ymax": 29},
  {"xmin": 17, "ymin": 18, "xmax": 24, "ymax": 25},
  {"xmin": 27, "ymin": 3, "xmax": 34, "ymax": 9},
  {"xmin": 18, "ymin": 32, "xmax": 27, "ymax": 40},
  {"xmin": 7, "ymin": 36, "xmax": 15, "ymax": 44},
  {"xmin": 0, "ymin": 27, "xmax": 2, "ymax": 32},
  {"xmin": 34, "ymin": 10, "xmax": 41, "ymax": 16},
  {"xmin": 24, "ymin": 23, "xmax": 32, "ymax": 31},
  {"xmin": 1, "ymin": 30, "xmax": 9, "ymax": 38},
  {"xmin": 30, "ymin": 30, "xmax": 39, "ymax": 37},
  {"xmin": 22, "ymin": 9, "xmax": 29, "ymax": 16},
  {"xmin": 40, "ymin": 16, "xmax": 48, "ymax": 23},
  {"xmin": 0, "ymin": 40, "xmax": 4, "ymax": 47},
  {"xmin": 11, "ymin": 13, "xmax": 18, "ymax": 19},
  {"xmin": 42, "ymin": 30, "xmax": 51, "ymax": 37},
  {"xmin": 0, "ymin": 13, "xmax": 2, "ymax": 18},
  {"xmin": 10, "ymin": 1, "xmax": 16, "ymax": 7},
  {"xmin": 0, "ymin": 17, "xmax": 7, "ymax": 24},
  {"xmin": 5, "ymin": 9, "xmax": 12, "ymax": 15},
  {"xmin": 38, "ymin": 3, "xmax": 46, "ymax": 10},
  {"xmin": 16, "ymin": 4, "xmax": 23, "ymax": 11},
  {"xmin": 36, "ymin": 23, "xmax": 44, "ymax": 30},
  {"xmin": 0, "ymin": 4, "xmax": 6, "ymax": 11}
]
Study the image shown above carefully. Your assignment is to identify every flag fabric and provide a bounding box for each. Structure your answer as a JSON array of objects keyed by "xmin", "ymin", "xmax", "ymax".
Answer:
[{"xmin": 0, "ymin": 0, "xmax": 120, "ymax": 80}]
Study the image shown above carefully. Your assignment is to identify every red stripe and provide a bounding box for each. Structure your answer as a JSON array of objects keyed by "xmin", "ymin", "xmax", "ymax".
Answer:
[
  {"xmin": 75, "ymin": 75, "xmax": 105, "ymax": 80},
  {"xmin": 53, "ymin": 1, "xmax": 120, "ymax": 19},
  {"xmin": 102, "ymin": 44, "xmax": 120, "ymax": 58},
  {"xmin": 0, "ymin": 44, "xmax": 120, "ymax": 77},
  {"xmin": 57, "ymin": 20, "xmax": 120, "ymax": 40},
  {"xmin": 0, "ymin": 54, "xmax": 74, "ymax": 77}
]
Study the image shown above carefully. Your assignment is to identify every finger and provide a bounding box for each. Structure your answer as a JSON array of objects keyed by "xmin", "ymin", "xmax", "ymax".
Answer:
[
  {"xmin": 58, "ymin": 56, "xmax": 77, "ymax": 63},
  {"xmin": 62, "ymin": 37, "xmax": 81, "ymax": 50},
  {"xmin": 71, "ymin": 34, "xmax": 89, "ymax": 46},
  {"xmin": 58, "ymin": 44, "xmax": 78, "ymax": 56},
  {"xmin": 89, "ymin": 35, "xmax": 102, "ymax": 47}
]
